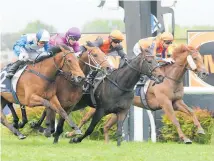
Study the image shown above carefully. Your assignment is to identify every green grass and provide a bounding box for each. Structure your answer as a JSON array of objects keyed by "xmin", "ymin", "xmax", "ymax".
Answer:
[{"xmin": 1, "ymin": 127, "xmax": 214, "ymax": 161}]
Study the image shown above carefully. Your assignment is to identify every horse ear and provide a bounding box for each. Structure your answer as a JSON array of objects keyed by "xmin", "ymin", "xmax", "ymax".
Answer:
[
  {"xmin": 59, "ymin": 45, "xmax": 66, "ymax": 52},
  {"xmin": 80, "ymin": 45, "xmax": 87, "ymax": 52}
]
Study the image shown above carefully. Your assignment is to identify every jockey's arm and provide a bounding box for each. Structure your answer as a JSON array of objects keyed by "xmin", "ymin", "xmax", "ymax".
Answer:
[
  {"xmin": 44, "ymin": 43, "xmax": 50, "ymax": 52},
  {"xmin": 91, "ymin": 37, "xmax": 104, "ymax": 47},
  {"xmin": 13, "ymin": 36, "xmax": 27, "ymax": 56},
  {"xmin": 114, "ymin": 45, "xmax": 126, "ymax": 58}
]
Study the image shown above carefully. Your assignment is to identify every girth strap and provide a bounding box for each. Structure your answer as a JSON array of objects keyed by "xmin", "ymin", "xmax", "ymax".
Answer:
[{"xmin": 26, "ymin": 69, "xmax": 55, "ymax": 83}]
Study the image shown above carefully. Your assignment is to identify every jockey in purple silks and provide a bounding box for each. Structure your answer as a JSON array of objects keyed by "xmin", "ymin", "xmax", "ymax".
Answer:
[{"xmin": 49, "ymin": 27, "xmax": 81, "ymax": 52}]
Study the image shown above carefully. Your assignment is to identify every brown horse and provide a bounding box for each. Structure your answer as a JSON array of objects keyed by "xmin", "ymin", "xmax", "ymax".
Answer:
[
  {"xmin": 5, "ymin": 44, "xmax": 111, "ymax": 140},
  {"xmin": 66, "ymin": 44, "xmax": 209, "ymax": 144},
  {"xmin": 1, "ymin": 45, "xmax": 85, "ymax": 139}
]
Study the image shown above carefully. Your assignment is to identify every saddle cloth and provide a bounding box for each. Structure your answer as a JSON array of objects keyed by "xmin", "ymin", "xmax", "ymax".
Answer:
[{"xmin": 0, "ymin": 64, "xmax": 27, "ymax": 103}]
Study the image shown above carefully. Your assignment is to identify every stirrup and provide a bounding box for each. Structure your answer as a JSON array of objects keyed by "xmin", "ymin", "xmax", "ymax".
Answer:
[{"xmin": 6, "ymin": 73, "xmax": 14, "ymax": 79}]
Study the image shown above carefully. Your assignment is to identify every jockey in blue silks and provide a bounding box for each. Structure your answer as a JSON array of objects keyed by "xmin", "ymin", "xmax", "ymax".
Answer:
[{"xmin": 6, "ymin": 29, "xmax": 51, "ymax": 78}]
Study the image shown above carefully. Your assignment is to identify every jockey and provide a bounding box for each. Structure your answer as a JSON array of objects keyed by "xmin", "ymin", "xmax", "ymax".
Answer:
[
  {"xmin": 90, "ymin": 29, "xmax": 126, "ymax": 58},
  {"xmin": 49, "ymin": 27, "xmax": 81, "ymax": 52},
  {"xmin": 133, "ymin": 32, "xmax": 175, "ymax": 63},
  {"xmin": 6, "ymin": 29, "xmax": 51, "ymax": 78}
]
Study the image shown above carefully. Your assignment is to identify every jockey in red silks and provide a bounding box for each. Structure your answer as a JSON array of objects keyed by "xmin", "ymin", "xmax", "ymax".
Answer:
[{"xmin": 133, "ymin": 32, "xmax": 175, "ymax": 63}]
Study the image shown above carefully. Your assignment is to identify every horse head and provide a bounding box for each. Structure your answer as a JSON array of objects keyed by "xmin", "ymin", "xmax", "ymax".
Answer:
[
  {"xmin": 52, "ymin": 45, "xmax": 85, "ymax": 84},
  {"xmin": 139, "ymin": 47, "xmax": 165, "ymax": 84},
  {"xmin": 172, "ymin": 44, "xmax": 209, "ymax": 80},
  {"xmin": 79, "ymin": 42, "xmax": 112, "ymax": 75}
]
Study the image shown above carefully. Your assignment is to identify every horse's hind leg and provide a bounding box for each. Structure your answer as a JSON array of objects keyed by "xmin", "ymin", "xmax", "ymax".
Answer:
[
  {"xmin": 104, "ymin": 114, "xmax": 117, "ymax": 144},
  {"xmin": 1, "ymin": 98, "xmax": 26, "ymax": 139},
  {"xmin": 8, "ymin": 103, "xmax": 19, "ymax": 129},
  {"xmin": 173, "ymin": 99, "xmax": 205, "ymax": 135}
]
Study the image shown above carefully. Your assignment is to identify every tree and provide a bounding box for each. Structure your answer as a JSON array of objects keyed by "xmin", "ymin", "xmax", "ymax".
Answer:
[
  {"xmin": 21, "ymin": 20, "xmax": 57, "ymax": 34},
  {"xmin": 1, "ymin": 20, "xmax": 57, "ymax": 50},
  {"xmin": 82, "ymin": 19, "xmax": 125, "ymax": 33}
]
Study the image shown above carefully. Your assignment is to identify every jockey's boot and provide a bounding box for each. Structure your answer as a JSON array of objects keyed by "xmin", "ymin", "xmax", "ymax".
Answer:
[{"xmin": 6, "ymin": 60, "xmax": 25, "ymax": 79}]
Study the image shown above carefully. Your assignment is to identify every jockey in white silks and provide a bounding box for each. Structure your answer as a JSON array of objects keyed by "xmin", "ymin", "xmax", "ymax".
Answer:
[{"xmin": 6, "ymin": 29, "xmax": 51, "ymax": 78}]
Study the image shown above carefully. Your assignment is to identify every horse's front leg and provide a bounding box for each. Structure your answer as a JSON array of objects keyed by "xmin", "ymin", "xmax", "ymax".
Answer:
[
  {"xmin": 173, "ymin": 99, "xmax": 205, "ymax": 135},
  {"xmin": 29, "ymin": 94, "xmax": 81, "ymax": 135},
  {"xmin": 65, "ymin": 107, "xmax": 96, "ymax": 138},
  {"xmin": 70, "ymin": 108, "xmax": 105, "ymax": 144},
  {"xmin": 156, "ymin": 94, "xmax": 192, "ymax": 144},
  {"xmin": 18, "ymin": 106, "xmax": 28, "ymax": 128},
  {"xmin": 116, "ymin": 108, "xmax": 129, "ymax": 146},
  {"xmin": 44, "ymin": 108, "xmax": 56, "ymax": 137},
  {"xmin": 53, "ymin": 116, "xmax": 65, "ymax": 144},
  {"xmin": 103, "ymin": 114, "xmax": 117, "ymax": 144}
]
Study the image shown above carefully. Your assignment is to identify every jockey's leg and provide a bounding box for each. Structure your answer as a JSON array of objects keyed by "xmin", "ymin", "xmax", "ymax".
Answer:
[{"xmin": 6, "ymin": 60, "xmax": 25, "ymax": 79}]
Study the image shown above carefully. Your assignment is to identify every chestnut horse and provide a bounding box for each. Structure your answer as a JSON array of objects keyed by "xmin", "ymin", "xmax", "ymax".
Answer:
[
  {"xmin": 5, "ymin": 44, "xmax": 111, "ymax": 141},
  {"xmin": 1, "ymin": 45, "xmax": 85, "ymax": 139},
  {"xmin": 66, "ymin": 44, "xmax": 209, "ymax": 144}
]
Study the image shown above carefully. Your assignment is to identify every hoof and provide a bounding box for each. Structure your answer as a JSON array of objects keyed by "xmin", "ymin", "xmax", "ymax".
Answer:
[
  {"xmin": 69, "ymin": 137, "xmax": 80, "ymax": 143},
  {"xmin": 18, "ymin": 122, "xmax": 27, "ymax": 129},
  {"xmin": 74, "ymin": 129, "xmax": 82, "ymax": 135},
  {"xmin": 18, "ymin": 134, "xmax": 26, "ymax": 140},
  {"xmin": 53, "ymin": 139, "xmax": 58, "ymax": 144},
  {"xmin": 64, "ymin": 132, "xmax": 72, "ymax": 138},
  {"xmin": 38, "ymin": 126, "xmax": 45, "ymax": 133},
  {"xmin": 30, "ymin": 122, "xmax": 39, "ymax": 129},
  {"xmin": 13, "ymin": 123, "xmax": 19, "ymax": 129},
  {"xmin": 44, "ymin": 129, "xmax": 52, "ymax": 138},
  {"xmin": 197, "ymin": 128, "xmax": 205, "ymax": 135},
  {"xmin": 184, "ymin": 138, "xmax": 192, "ymax": 144}
]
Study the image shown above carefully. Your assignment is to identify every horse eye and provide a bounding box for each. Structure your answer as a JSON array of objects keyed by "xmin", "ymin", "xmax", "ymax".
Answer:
[
  {"xmin": 193, "ymin": 58, "xmax": 197, "ymax": 61},
  {"xmin": 93, "ymin": 54, "xmax": 98, "ymax": 57}
]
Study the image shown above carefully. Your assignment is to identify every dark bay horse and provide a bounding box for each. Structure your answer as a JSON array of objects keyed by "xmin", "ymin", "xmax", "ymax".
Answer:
[
  {"xmin": 5, "ymin": 44, "xmax": 111, "ymax": 139},
  {"xmin": 1, "ymin": 46, "xmax": 85, "ymax": 139},
  {"xmin": 67, "ymin": 48, "xmax": 164, "ymax": 146},
  {"xmin": 68, "ymin": 44, "xmax": 209, "ymax": 144}
]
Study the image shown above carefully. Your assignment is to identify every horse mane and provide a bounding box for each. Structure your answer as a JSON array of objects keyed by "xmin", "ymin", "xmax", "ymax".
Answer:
[
  {"xmin": 48, "ymin": 45, "xmax": 71, "ymax": 55},
  {"xmin": 172, "ymin": 44, "xmax": 197, "ymax": 59}
]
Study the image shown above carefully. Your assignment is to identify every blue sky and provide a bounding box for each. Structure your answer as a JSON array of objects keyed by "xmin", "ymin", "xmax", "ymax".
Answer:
[{"xmin": 1, "ymin": 0, "xmax": 214, "ymax": 33}]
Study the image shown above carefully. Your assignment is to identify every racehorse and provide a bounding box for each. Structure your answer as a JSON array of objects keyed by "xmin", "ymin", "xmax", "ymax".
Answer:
[
  {"xmin": 1, "ymin": 45, "xmax": 85, "ymax": 139},
  {"xmin": 5, "ymin": 43, "xmax": 111, "ymax": 140},
  {"xmin": 67, "ymin": 44, "xmax": 209, "ymax": 144},
  {"xmin": 67, "ymin": 47, "xmax": 164, "ymax": 146}
]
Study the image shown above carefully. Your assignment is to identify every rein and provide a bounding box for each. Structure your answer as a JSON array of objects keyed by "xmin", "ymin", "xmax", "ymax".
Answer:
[
  {"xmin": 26, "ymin": 51, "xmax": 76, "ymax": 83},
  {"xmin": 106, "ymin": 55, "xmax": 157, "ymax": 92}
]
